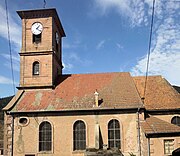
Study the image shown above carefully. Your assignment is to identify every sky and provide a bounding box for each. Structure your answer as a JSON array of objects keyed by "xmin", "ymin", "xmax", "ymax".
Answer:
[{"xmin": 0, "ymin": 0, "xmax": 179, "ymax": 98}]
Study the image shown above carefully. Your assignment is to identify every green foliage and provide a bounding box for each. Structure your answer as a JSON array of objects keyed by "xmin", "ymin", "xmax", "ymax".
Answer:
[{"xmin": 0, "ymin": 96, "xmax": 14, "ymax": 110}]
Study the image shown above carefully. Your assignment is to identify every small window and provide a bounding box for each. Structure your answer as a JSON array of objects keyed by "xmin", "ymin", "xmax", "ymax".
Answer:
[
  {"xmin": 171, "ymin": 116, "xmax": 180, "ymax": 126},
  {"xmin": 33, "ymin": 34, "xmax": 41, "ymax": 44},
  {"xmin": 39, "ymin": 121, "xmax": 52, "ymax": 152},
  {"xmin": 19, "ymin": 117, "xmax": 29, "ymax": 126},
  {"xmin": 164, "ymin": 139, "xmax": 174, "ymax": 155},
  {"xmin": 33, "ymin": 61, "xmax": 40, "ymax": 75},
  {"xmin": 73, "ymin": 120, "xmax": 86, "ymax": 150},
  {"xmin": 108, "ymin": 119, "xmax": 121, "ymax": 149}
]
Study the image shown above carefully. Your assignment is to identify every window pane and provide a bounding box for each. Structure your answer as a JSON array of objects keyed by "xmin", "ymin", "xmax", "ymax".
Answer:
[
  {"xmin": 108, "ymin": 122, "xmax": 114, "ymax": 129},
  {"xmin": 108, "ymin": 140, "xmax": 114, "ymax": 148},
  {"xmin": 116, "ymin": 141, "xmax": 121, "ymax": 149},
  {"xmin": 108, "ymin": 130, "xmax": 114, "ymax": 139},
  {"xmin": 115, "ymin": 120, "xmax": 120, "ymax": 128},
  {"xmin": 115, "ymin": 130, "xmax": 120, "ymax": 139}
]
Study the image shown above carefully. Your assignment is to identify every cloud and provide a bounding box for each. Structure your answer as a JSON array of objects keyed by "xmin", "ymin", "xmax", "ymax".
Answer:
[
  {"xmin": 116, "ymin": 43, "xmax": 123, "ymax": 50},
  {"xmin": 92, "ymin": 0, "xmax": 180, "ymax": 85},
  {"xmin": 0, "ymin": 75, "xmax": 17, "ymax": 85},
  {"xmin": 96, "ymin": 40, "xmax": 105, "ymax": 50},
  {"xmin": 1, "ymin": 53, "xmax": 20, "ymax": 72},
  {"xmin": 62, "ymin": 61, "xmax": 73, "ymax": 72},
  {"xmin": 63, "ymin": 52, "xmax": 93, "ymax": 73},
  {"xmin": 131, "ymin": 15, "xmax": 180, "ymax": 85},
  {"xmin": 0, "ymin": 3, "xmax": 21, "ymax": 48},
  {"xmin": 92, "ymin": 0, "xmax": 150, "ymax": 27}
]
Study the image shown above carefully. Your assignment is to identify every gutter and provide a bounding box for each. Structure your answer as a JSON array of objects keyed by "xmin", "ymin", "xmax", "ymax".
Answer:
[
  {"xmin": 137, "ymin": 111, "xmax": 141, "ymax": 156},
  {"xmin": 146, "ymin": 108, "xmax": 180, "ymax": 114},
  {"xmin": 146, "ymin": 131, "xmax": 180, "ymax": 138},
  {"xmin": 8, "ymin": 107, "xmax": 145, "ymax": 115}
]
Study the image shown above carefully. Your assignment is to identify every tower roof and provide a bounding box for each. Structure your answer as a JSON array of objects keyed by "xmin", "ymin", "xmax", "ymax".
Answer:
[{"xmin": 17, "ymin": 8, "xmax": 65, "ymax": 37}]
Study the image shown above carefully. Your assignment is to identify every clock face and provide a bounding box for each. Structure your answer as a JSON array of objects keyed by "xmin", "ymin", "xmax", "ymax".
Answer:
[{"xmin": 31, "ymin": 22, "xmax": 43, "ymax": 35}]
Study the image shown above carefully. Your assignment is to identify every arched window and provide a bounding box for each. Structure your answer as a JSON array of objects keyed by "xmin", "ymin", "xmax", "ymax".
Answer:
[
  {"xmin": 39, "ymin": 121, "xmax": 52, "ymax": 152},
  {"xmin": 33, "ymin": 61, "xmax": 40, "ymax": 75},
  {"xmin": 108, "ymin": 119, "xmax": 121, "ymax": 149},
  {"xmin": 171, "ymin": 116, "xmax": 180, "ymax": 126},
  {"xmin": 73, "ymin": 120, "xmax": 86, "ymax": 150}
]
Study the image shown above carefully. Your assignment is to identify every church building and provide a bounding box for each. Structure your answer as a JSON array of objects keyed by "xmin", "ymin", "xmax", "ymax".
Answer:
[{"xmin": 3, "ymin": 8, "xmax": 180, "ymax": 156}]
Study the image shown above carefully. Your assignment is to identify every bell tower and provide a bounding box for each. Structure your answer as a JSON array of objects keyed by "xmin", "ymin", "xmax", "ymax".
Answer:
[{"xmin": 17, "ymin": 8, "xmax": 65, "ymax": 89}]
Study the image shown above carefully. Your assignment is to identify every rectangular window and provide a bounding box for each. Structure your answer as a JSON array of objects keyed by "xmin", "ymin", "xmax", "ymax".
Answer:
[
  {"xmin": 164, "ymin": 139, "xmax": 174, "ymax": 155},
  {"xmin": 33, "ymin": 34, "xmax": 41, "ymax": 44}
]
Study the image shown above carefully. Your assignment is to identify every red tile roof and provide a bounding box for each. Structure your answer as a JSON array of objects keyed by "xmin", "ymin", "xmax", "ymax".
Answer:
[
  {"xmin": 10, "ymin": 72, "xmax": 143, "ymax": 112},
  {"xmin": 141, "ymin": 116, "xmax": 180, "ymax": 136},
  {"xmin": 133, "ymin": 76, "xmax": 180, "ymax": 110}
]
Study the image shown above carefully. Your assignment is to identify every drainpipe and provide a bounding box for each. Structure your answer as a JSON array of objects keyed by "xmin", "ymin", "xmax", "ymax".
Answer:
[
  {"xmin": 148, "ymin": 138, "xmax": 150, "ymax": 156},
  {"xmin": 137, "ymin": 110, "xmax": 141, "ymax": 156}
]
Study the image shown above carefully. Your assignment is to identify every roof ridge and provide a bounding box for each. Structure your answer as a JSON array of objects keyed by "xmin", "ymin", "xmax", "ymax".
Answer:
[{"xmin": 62, "ymin": 72, "xmax": 130, "ymax": 76}]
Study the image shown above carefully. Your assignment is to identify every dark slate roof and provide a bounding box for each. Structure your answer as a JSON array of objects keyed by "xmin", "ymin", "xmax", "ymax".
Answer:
[
  {"xmin": 8, "ymin": 72, "xmax": 143, "ymax": 112},
  {"xmin": 141, "ymin": 116, "xmax": 180, "ymax": 137},
  {"xmin": 133, "ymin": 76, "xmax": 180, "ymax": 110}
]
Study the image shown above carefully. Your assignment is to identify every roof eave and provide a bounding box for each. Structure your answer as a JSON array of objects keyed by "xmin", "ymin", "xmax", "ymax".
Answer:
[
  {"xmin": 145, "ymin": 131, "xmax": 180, "ymax": 138},
  {"xmin": 8, "ymin": 106, "xmax": 145, "ymax": 115}
]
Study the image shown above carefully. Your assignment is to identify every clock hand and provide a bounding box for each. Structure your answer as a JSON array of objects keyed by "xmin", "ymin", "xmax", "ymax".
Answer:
[{"xmin": 36, "ymin": 25, "xmax": 40, "ymax": 30}]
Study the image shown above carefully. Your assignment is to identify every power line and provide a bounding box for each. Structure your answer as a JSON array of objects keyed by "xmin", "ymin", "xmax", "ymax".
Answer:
[
  {"xmin": 4, "ymin": 0, "xmax": 16, "ymax": 96},
  {"xmin": 143, "ymin": 0, "xmax": 156, "ymax": 100},
  {"xmin": 43, "ymin": 0, "xmax": 46, "ymax": 8}
]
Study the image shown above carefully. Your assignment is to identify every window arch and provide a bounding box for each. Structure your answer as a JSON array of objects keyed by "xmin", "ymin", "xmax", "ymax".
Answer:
[
  {"xmin": 73, "ymin": 120, "xmax": 86, "ymax": 150},
  {"xmin": 108, "ymin": 119, "xmax": 121, "ymax": 149},
  {"xmin": 171, "ymin": 116, "xmax": 180, "ymax": 126},
  {"xmin": 32, "ymin": 61, "xmax": 40, "ymax": 75},
  {"xmin": 39, "ymin": 121, "xmax": 52, "ymax": 152}
]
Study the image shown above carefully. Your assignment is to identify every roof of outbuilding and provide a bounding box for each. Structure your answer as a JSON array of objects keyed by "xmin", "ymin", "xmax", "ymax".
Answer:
[
  {"xmin": 141, "ymin": 116, "xmax": 180, "ymax": 137},
  {"xmin": 133, "ymin": 76, "xmax": 180, "ymax": 110},
  {"xmin": 9, "ymin": 72, "xmax": 143, "ymax": 112}
]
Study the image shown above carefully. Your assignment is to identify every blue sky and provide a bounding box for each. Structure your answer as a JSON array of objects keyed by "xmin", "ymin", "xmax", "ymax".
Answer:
[{"xmin": 0, "ymin": 0, "xmax": 180, "ymax": 97}]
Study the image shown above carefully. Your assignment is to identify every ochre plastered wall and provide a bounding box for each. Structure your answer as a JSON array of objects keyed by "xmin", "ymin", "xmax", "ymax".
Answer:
[
  {"xmin": 149, "ymin": 137, "xmax": 180, "ymax": 156},
  {"xmin": 12, "ymin": 113, "xmax": 139, "ymax": 156}
]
